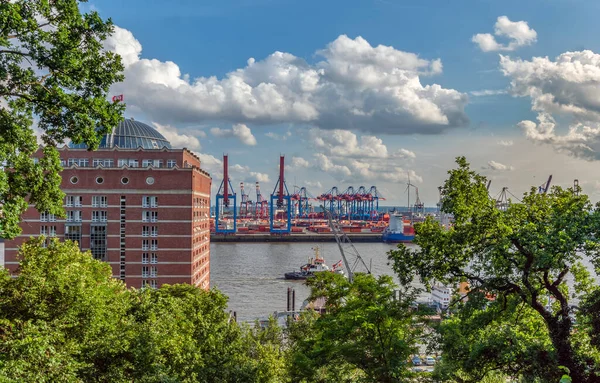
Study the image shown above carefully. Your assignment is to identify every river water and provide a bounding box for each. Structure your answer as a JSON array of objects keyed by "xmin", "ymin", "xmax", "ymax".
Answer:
[
  {"xmin": 210, "ymin": 242, "xmax": 599, "ymax": 322},
  {"xmin": 210, "ymin": 242, "xmax": 408, "ymax": 322}
]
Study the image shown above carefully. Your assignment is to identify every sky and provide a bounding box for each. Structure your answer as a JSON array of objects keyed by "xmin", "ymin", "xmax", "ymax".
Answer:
[{"xmin": 87, "ymin": 0, "xmax": 600, "ymax": 206}]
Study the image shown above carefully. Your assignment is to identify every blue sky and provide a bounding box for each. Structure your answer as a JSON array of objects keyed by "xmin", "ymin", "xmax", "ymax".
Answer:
[{"xmin": 90, "ymin": 0, "xmax": 600, "ymax": 205}]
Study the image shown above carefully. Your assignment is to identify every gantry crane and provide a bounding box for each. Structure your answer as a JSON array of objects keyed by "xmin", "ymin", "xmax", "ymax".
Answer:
[{"xmin": 322, "ymin": 206, "xmax": 371, "ymax": 282}]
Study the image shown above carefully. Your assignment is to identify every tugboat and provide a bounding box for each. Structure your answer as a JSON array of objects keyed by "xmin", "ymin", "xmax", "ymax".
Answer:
[{"xmin": 285, "ymin": 247, "xmax": 344, "ymax": 280}]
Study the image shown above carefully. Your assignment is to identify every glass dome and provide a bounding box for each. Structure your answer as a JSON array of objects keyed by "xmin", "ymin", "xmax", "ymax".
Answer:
[{"xmin": 69, "ymin": 118, "xmax": 172, "ymax": 149}]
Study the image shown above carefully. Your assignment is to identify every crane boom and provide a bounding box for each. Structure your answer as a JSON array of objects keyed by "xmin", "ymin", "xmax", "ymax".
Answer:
[{"xmin": 322, "ymin": 206, "xmax": 371, "ymax": 282}]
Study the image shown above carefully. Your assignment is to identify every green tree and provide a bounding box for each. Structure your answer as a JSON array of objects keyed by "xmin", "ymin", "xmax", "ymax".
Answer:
[
  {"xmin": 0, "ymin": 238, "xmax": 291, "ymax": 382},
  {"xmin": 288, "ymin": 272, "xmax": 421, "ymax": 383},
  {"xmin": 0, "ymin": 0, "xmax": 125, "ymax": 239},
  {"xmin": 0, "ymin": 238, "xmax": 130, "ymax": 382},
  {"xmin": 389, "ymin": 157, "xmax": 600, "ymax": 382}
]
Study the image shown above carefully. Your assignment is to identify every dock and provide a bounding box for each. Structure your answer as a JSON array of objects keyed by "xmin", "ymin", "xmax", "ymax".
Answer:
[{"xmin": 210, "ymin": 233, "xmax": 383, "ymax": 243}]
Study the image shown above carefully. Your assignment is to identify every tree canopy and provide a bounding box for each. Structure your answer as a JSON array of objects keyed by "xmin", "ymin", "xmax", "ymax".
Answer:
[
  {"xmin": 0, "ymin": 0, "xmax": 125, "ymax": 239},
  {"xmin": 288, "ymin": 272, "xmax": 422, "ymax": 383},
  {"xmin": 389, "ymin": 156, "xmax": 600, "ymax": 382},
  {"xmin": 0, "ymin": 238, "xmax": 289, "ymax": 382}
]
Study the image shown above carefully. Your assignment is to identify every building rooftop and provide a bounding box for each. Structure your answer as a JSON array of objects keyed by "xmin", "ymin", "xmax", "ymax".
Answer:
[{"xmin": 69, "ymin": 118, "xmax": 172, "ymax": 150}]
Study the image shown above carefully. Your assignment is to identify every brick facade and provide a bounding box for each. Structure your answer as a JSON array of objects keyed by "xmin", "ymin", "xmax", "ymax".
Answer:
[{"xmin": 4, "ymin": 146, "xmax": 212, "ymax": 290}]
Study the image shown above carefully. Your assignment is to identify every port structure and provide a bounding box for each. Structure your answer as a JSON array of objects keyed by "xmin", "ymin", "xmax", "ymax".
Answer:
[
  {"xmin": 215, "ymin": 154, "xmax": 237, "ymax": 234},
  {"xmin": 317, "ymin": 187, "xmax": 342, "ymax": 219},
  {"xmin": 412, "ymin": 186, "xmax": 424, "ymax": 215},
  {"xmin": 255, "ymin": 182, "xmax": 269, "ymax": 219},
  {"xmin": 318, "ymin": 186, "xmax": 384, "ymax": 221},
  {"xmin": 290, "ymin": 186, "xmax": 315, "ymax": 219},
  {"xmin": 322, "ymin": 205, "xmax": 371, "ymax": 282},
  {"xmin": 239, "ymin": 182, "xmax": 253, "ymax": 218},
  {"xmin": 270, "ymin": 155, "xmax": 292, "ymax": 234}
]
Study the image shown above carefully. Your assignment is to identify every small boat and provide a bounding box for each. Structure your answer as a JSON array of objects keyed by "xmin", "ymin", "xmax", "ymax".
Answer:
[{"xmin": 285, "ymin": 247, "xmax": 344, "ymax": 280}]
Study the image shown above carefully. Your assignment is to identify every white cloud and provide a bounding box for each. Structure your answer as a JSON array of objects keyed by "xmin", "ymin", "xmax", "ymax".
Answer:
[
  {"xmin": 518, "ymin": 113, "xmax": 600, "ymax": 160},
  {"xmin": 470, "ymin": 89, "xmax": 508, "ymax": 97},
  {"xmin": 153, "ymin": 122, "xmax": 202, "ymax": 151},
  {"xmin": 105, "ymin": 27, "xmax": 468, "ymax": 135},
  {"xmin": 265, "ymin": 131, "xmax": 292, "ymax": 140},
  {"xmin": 472, "ymin": 16, "xmax": 537, "ymax": 52},
  {"xmin": 309, "ymin": 128, "xmax": 389, "ymax": 158},
  {"xmin": 290, "ymin": 156, "xmax": 310, "ymax": 168},
  {"xmin": 497, "ymin": 140, "xmax": 514, "ymax": 146},
  {"xmin": 250, "ymin": 172, "xmax": 270, "ymax": 182},
  {"xmin": 501, "ymin": 51, "xmax": 600, "ymax": 122},
  {"xmin": 305, "ymin": 180, "xmax": 323, "ymax": 190},
  {"xmin": 313, "ymin": 153, "xmax": 422, "ymax": 184},
  {"xmin": 314, "ymin": 153, "xmax": 352, "ymax": 178},
  {"xmin": 392, "ymin": 148, "xmax": 416, "ymax": 159},
  {"xmin": 501, "ymin": 50, "xmax": 600, "ymax": 160},
  {"xmin": 232, "ymin": 124, "xmax": 257, "ymax": 146},
  {"xmin": 210, "ymin": 123, "xmax": 257, "ymax": 146},
  {"xmin": 484, "ymin": 160, "xmax": 514, "ymax": 171}
]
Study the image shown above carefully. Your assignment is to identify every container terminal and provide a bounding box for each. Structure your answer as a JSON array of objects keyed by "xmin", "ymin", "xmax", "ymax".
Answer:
[{"xmin": 210, "ymin": 154, "xmax": 430, "ymax": 243}]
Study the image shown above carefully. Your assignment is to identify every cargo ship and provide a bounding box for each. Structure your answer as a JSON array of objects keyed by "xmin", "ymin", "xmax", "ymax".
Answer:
[{"xmin": 381, "ymin": 213, "xmax": 415, "ymax": 243}]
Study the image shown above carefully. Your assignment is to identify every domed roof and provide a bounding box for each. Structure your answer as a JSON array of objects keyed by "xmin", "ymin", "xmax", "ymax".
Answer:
[{"xmin": 69, "ymin": 118, "xmax": 172, "ymax": 149}]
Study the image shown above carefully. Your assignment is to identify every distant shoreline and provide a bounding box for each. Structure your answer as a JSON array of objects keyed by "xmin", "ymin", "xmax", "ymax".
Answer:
[{"xmin": 211, "ymin": 233, "xmax": 384, "ymax": 243}]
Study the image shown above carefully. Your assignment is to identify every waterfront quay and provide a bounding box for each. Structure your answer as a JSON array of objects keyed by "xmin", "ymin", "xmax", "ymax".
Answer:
[{"xmin": 211, "ymin": 233, "xmax": 383, "ymax": 243}]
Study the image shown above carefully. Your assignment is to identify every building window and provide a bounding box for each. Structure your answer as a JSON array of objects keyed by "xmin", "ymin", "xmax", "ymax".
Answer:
[
  {"xmin": 66, "ymin": 210, "xmax": 81, "ymax": 222},
  {"xmin": 93, "ymin": 158, "xmax": 114, "ymax": 167},
  {"xmin": 150, "ymin": 280, "xmax": 158, "ymax": 289},
  {"xmin": 142, "ymin": 239, "xmax": 149, "ymax": 251},
  {"xmin": 142, "ymin": 253, "xmax": 149, "ymax": 264},
  {"xmin": 70, "ymin": 176, "xmax": 78, "ymax": 184},
  {"xmin": 142, "ymin": 159, "xmax": 153, "ymax": 167},
  {"xmin": 48, "ymin": 225, "xmax": 56, "ymax": 237},
  {"xmin": 92, "ymin": 211, "xmax": 107, "ymax": 222},
  {"xmin": 96, "ymin": 177, "xmax": 104, "ymax": 184},
  {"xmin": 146, "ymin": 177, "xmax": 155, "ymax": 185},
  {"xmin": 128, "ymin": 159, "xmax": 138, "ymax": 167},
  {"xmin": 150, "ymin": 226, "xmax": 158, "ymax": 237},
  {"xmin": 142, "ymin": 226, "xmax": 149, "ymax": 237},
  {"xmin": 142, "ymin": 266, "xmax": 149, "ymax": 278},
  {"xmin": 151, "ymin": 253, "xmax": 158, "ymax": 264},
  {"xmin": 142, "ymin": 196, "xmax": 158, "ymax": 208},
  {"xmin": 121, "ymin": 177, "xmax": 129, "ymax": 185},
  {"xmin": 40, "ymin": 212, "xmax": 56, "ymax": 222},
  {"xmin": 67, "ymin": 158, "xmax": 89, "ymax": 167},
  {"xmin": 142, "ymin": 211, "xmax": 158, "ymax": 222},
  {"xmin": 65, "ymin": 225, "xmax": 81, "ymax": 247},
  {"xmin": 151, "ymin": 239, "xmax": 158, "ymax": 251},
  {"xmin": 150, "ymin": 266, "xmax": 157, "ymax": 277},
  {"xmin": 118, "ymin": 159, "xmax": 127, "ymax": 167},
  {"xmin": 142, "ymin": 280, "xmax": 148, "ymax": 288},
  {"xmin": 92, "ymin": 196, "xmax": 107, "ymax": 207},
  {"xmin": 40, "ymin": 225, "xmax": 47, "ymax": 235},
  {"xmin": 90, "ymin": 225, "xmax": 107, "ymax": 260},
  {"xmin": 167, "ymin": 159, "xmax": 176, "ymax": 168},
  {"xmin": 65, "ymin": 195, "xmax": 82, "ymax": 207}
]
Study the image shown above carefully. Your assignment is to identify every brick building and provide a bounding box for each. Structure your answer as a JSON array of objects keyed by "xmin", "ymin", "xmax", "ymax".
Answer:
[{"xmin": 3, "ymin": 118, "xmax": 212, "ymax": 289}]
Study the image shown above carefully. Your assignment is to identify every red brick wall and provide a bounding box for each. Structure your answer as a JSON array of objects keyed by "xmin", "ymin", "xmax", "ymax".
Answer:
[{"xmin": 6, "ymin": 147, "xmax": 212, "ymax": 290}]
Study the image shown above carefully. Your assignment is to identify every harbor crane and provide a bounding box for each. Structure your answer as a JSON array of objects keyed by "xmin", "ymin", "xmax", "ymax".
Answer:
[
  {"xmin": 322, "ymin": 205, "xmax": 371, "ymax": 282},
  {"xmin": 538, "ymin": 175, "xmax": 553, "ymax": 194},
  {"xmin": 413, "ymin": 187, "xmax": 424, "ymax": 215},
  {"xmin": 215, "ymin": 154, "xmax": 237, "ymax": 234}
]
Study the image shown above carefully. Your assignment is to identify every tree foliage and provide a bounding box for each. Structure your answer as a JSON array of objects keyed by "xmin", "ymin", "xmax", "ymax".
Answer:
[
  {"xmin": 288, "ymin": 272, "xmax": 421, "ymax": 383},
  {"xmin": 0, "ymin": 0, "xmax": 125, "ymax": 239},
  {"xmin": 0, "ymin": 238, "xmax": 289, "ymax": 382},
  {"xmin": 389, "ymin": 157, "xmax": 600, "ymax": 382}
]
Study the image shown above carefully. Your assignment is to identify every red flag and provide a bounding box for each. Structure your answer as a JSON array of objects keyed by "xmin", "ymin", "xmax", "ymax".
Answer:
[{"xmin": 112, "ymin": 94, "xmax": 124, "ymax": 102}]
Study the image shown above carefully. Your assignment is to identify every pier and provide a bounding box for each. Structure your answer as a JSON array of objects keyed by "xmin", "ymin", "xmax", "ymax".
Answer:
[{"xmin": 210, "ymin": 233, "xmax": 383, "ymax": 243}]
